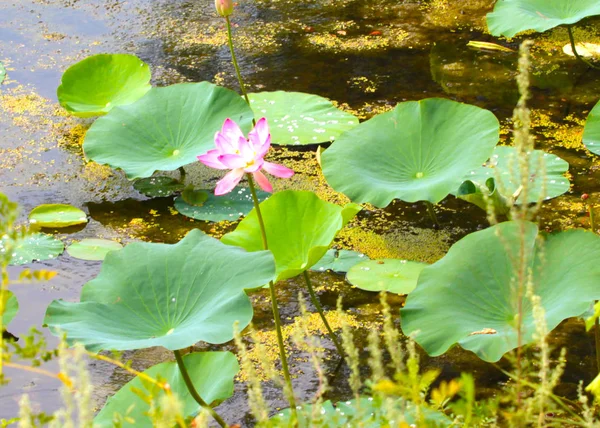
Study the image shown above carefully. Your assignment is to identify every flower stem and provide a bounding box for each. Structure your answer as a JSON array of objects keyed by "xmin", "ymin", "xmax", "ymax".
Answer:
[
  {"xmin": 225, "ymin": 16, "xmax": 252, "ymax": 108},
  {"xmin": 303, "ymin": 271, "xmax": 345, "ymax": 359},
  {"xmin": 246, "ymin": 174, "xmax": 297, "ymax": 412},
  {"xmin": 173, "ymin": 350, "xmax": 228, "ymax": 427},
  {"xmin": 567, "ymin": 26, "xmax": 600, "ymax": 71}
]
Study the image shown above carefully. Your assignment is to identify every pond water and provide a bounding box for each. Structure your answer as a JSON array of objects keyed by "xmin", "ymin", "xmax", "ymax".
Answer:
[{"xmin": 1, "ymin": 0, "xmax": 600, "ymax": 424}]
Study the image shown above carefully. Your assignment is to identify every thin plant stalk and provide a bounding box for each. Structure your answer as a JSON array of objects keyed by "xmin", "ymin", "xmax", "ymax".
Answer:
[
  {"xmin": 567, "ymin": 26, "xmax": 600, "ymax": 71},
  {"xmin": 424, "ymin": 201, "xmax": 439, "ymax": 226},
  {"xmin": 225, "ymin": 16, "xmax": 251, "ymax": 108},
  {"xmin": 178, "ymin": 166, "xmax": 186, "ymax": 184},
  {"xmin": 303, "ymin": 271, "xmax": 345, "ymax": 358},
  {"xmin": 246, "ymin": 174, "xmax": 297, "ymax": 411},
  {"xmin": 173, "ymin": 350, "xmax": 228, "ymax": 428}
]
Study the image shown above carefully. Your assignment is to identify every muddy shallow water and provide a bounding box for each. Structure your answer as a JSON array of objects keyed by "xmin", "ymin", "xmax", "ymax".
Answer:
[{"xmin": 2, "ymin": 0, "xmax": 600, "ymax": 424}]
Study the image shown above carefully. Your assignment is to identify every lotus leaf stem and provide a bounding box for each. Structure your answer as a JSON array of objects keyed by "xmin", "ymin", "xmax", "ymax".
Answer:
[
  {"xmin": 303, "ymin": 271, "xmax": 345, "ymax": 359},
  {"xmin": 246, "ymin": 174, "xmax": 298, "ymax": 413},
  {"xmin": 425, "ymin": 201, "xmax": 439, "ymax": 226},
  {"xmin": 178, "ymin": 166, "xmax": 186, "ymax": 184},
  {"xmin": 173, "ymin": 350, "xmax": 228, "ymax": 428},
  {"xmin": 567, "ymin": 26, "xmax": 600, "ymax": 71},
  {"xmin": 225, "ymin": 16, "xmax": 252, "ymax": 109}
]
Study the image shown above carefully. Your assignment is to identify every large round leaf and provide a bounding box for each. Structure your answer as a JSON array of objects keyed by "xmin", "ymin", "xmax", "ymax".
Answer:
[
  {"xmin": 83, "ymin": 82, "xmax": 254, "ymax": 179},
  {"xmin": 347, "ymin": 259, "xmax": 427, "ymax": 295},
  {"xmin": 174, "ymin": 187, "xmax": 269, "ymax": 222},
  {"xmin": 311, "ymin": 249, "xmax": 368, "ymax": 273},
  {"xmin": 1, "ymin": 233, "xmax": 64, "ymax": 265},
  {"xmin": 583, "ymin": 100, "xmax": 600, "ymax": 156},
  {"xmin": 29, "ymin": 204, "xmax": 87, "ymax": 228},
  {"xmin": 94, "ymin": 351, "xmax": 238, "ymax": 427},
  {"xmin": 486, "ymin": 0, "xmax": 600, "ymax": 38},
  {"xmin": 248, "ymin": 91, "xmax": 359, "ymax": 145},
  {"xmin": 221, "ymin": 190, "xmax": 361, "ymax": 282},
  {"xmin": 44, "ymin": 229, "xmax": 276, "ymax": 351},
  {"xmin": 2, "ymin": 291, "xmax": 18, "ymax": 327},
  {"xmin": 456, "ymin": 146, "xmax": 570, "ymax": 208},
  {"xmin": 57, "ymin": 54, "xmax": 152, "ymax": 117},
  {"xmin": 401, "ymin": 221, "xmax": 600, "ymax": 362},
  {"xmin": 322, "ymin": 98, "xmax": 499, "ymax": 207},
  {"xmin": 66, "ymin": 239, "xmax": 123, "ymax": 261}
]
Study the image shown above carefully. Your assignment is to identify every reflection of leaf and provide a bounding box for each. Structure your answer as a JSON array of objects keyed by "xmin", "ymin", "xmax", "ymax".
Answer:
[
  {"xmin": 222, "ymin": 190, "xmax": 361, "ymax": 281},
  {"xmin": 44, "ymin": 229, "xmax": 276, "ymax": 351},
  {"xmin": 181, "ymin": 187, "xmax": 209, "ymax": 207},
  {"xmin": 84, "ymin": 82, "xmax": 254, "ymax": 179},
  {"xmin": 402, "ymin": 221, "xmax": 600, "ymax": 362},
  {"xmin": 322, "ymin": 98, "xmax": 499, "ymax": 206},
  {"xmin": 95, "ymin": 352, "xmax": 238, "ymax": 427},
  {"xmin": 57, "ymin": 54, "xmax": 151, "ymax": 117},
  {"xmin": 29, "ymin": 204, "xmax": 87, "ymax": 228}
]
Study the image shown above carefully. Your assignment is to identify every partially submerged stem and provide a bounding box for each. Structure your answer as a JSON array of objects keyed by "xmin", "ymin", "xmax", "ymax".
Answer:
[
  {"xmin": 424, "ymin": 201, "xmax": 439, "ymax": 226},
  {"xmin": 173, "ymin": 350, "xmax": 228, "ymax": 428},
  {"xmin": 246, "ymin": 174, "xmax": 297, "ymax": 412},
  {"xmin": 178, "ymin": 166, "xmax": 186, "ymax": 184},
  {"xmin": 303, "ymin": 271, "xmax": 345, "ymax": 359},
  {"xmin": 567, "ymin": 26, "xmax": 600, "ymax": 71},
  {"xmin": 225, "ymin": 16, "xmax": 252, "ymax": 109}
]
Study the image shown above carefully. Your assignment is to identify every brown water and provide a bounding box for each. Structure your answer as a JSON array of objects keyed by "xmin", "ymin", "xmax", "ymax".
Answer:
[{"xmin": 1, "ymin": 0, "xmax": 600, "ymax": 424}]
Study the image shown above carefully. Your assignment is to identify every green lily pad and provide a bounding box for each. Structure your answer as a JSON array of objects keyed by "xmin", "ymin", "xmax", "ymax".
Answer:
[
  {"xmin": 66, "ymin": 239, "xmax": 123, "ymax": 261},
  {"xmin": 583, "ymin": 100, "xmax": 600, "ymax": 156},
  {"xmin": 57, "ymin": 54, "xmax": 151, "ymax": 117},
  {"xmin": 1, "ymin": 233, "xmax": 64, "ymax": 265},
  {"xmin": 83, "ymin": 82, "xmax": 254, "ymax": 179},
  {"xmin": 310, "ymin": 249, "xmax": 368, "ymax": 273},
  {"xmin": 181, "ymin": 187, "xmax": 209, "ymax": 206},
  {"xmin": 486, "ymin": 0, "xmax": 600, "ymax": 38},
  {"xmin": 272, "ymin": 397, "xmax": 450, "ymax": 427},
  {"xmin": 322, "ymin": 98, "xmax": 499, "ymax": 207},
  {"xmin": 2, "ymin": 291, "xmax": 18, "ymax": 327},
  {"xmin": 221, "ymin": 190, "xmax": 361, "ymax": 281},
  {"xmin": 133, "ymin": 177, "xmax": 185, "ymax": 197},
  {"xmin": 347, "ymin": 259, "xmax": 428, "ymax": 295},
  {"xmin": 0, "ymin": 61, "xmax": 6, "ymax": 84},
  {"xmin": 456, "ymin": 146, "xmax": 570, "ymax": 210},
  {"xmin": 174, "ymin": 187, "xmax": 270, "ymax": 222},
  {"xmin": 29, "ymin": 204, "xmax": 87, "ymax": 228},
  {"xmin": 248, "ymin": 91, "xmax": 359, "ymax": 145},
  {"xmin": 94, "ymin": 351, "xmax": 238, "ymax": 427},
  {"xmin": 44, "ymin": 229, "xmax": 276, "ymax": 351},
  {"xmin": 401, "ymin": 221, "xmax": 600, "ymax": 362}
]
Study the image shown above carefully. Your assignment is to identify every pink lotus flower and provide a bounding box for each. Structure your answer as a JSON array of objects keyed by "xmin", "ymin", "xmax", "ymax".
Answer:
[{"xmin": 198, "ymin": 118, "xmax": 294, "ymax": 195}]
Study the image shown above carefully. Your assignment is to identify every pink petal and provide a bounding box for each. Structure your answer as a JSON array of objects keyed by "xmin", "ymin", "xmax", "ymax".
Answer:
[
  {"xmin": 218, "ymin": 154, "xmax": 247, "ymax": 169},
  {"xmin": 249, "ymin": 117, "xmax": 271, "ymax": 155},
  {"xmin": 262, "ymin": 161, "xmax": 294, "ymax": 178},
  {"xmin": 244, "ymin": 158, "xmax": 264, "ymax": 173},
  {"xmin": 215, "ymin": 168, "xmax": 244, "ymax": 195},
  {"xmin": 215, "ymin": 133, "xmax": 236, "ymax": 154},
  {"xmin": 238, "ymin": 137, "xmax": 255, "ymax": 160},
  {"xmin": 221, "ymin": 118, "xmax": 246, "ymax": 142},
  {"xmin": 198, "ymin": 149, "xmax": 227, "ymax": 170},
  {"xmin": 253, "ymin": 170, "xmax": 273, "ymax": 193}
]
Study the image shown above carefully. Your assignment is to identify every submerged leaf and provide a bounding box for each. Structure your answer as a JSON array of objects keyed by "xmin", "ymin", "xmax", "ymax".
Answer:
[
  {"xmin": 133, "ymin": 177, "xmax": 185, "ymax": 198},
  {"xmin": 347, "ymin": 259, "xmax": 427, "ymax": 295}
]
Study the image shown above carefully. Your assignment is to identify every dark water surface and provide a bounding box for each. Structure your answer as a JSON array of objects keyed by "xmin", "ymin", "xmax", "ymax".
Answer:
[{"xmin": 2, "ymin": 0, "xmax": 600, "ymax": 424}]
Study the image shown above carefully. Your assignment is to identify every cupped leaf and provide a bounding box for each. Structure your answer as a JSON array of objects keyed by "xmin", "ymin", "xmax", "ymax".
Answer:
[
  {"xmin": 322, "ymin": 98, "xmax": 499, "ymax": 207},
  {"xmin": 174, "ymin": 187, "xmax": 269, "ymax": 222},
  {"xmin": 401, "ymin": 221, "xmax": 600, "ymax": 362},
  {"xmin": 44, "ymin": 229, "xmax": 276, "ymax": 351},
  {"xmin": 456, "ymin": 146, "xmax": 570, "ymax": 209},
  {"xmin": 1, "ymin": 233, "xmax": 64, "ymax": 265},
  {"xmin": 583, "ymin": 100, "xmax": 600, "ymax": 156},
  {"xmin": 0, "ymin": 61, "xmax": 6, "ymax": 84},
  {"xmin": 83, "ymin": 82, "xmax": 254, "ymax": 179},
  {"xmin": 486, "ymin": 0, "xmax": 600, "ymax": 38},
  {"xmin": 94, "ymin": 351, "xmax": 238, "ymax": 427},
  {"xmin": 456, "ymin": 178, "xmax": 512, "ymax": 215},
  {"xmin": 133, "ymin": 177, "xmax": 185, "ymax": 197},
  {"xmin": 221, "ymin": 190, "xmax": 361, "ymax": 281},
  {"xmin": 57, "ymin": 54, "xmax": 151, "ymax": 117},
  {"xmin": 2, "ymin": 291, "xmax": 18, "ymax": 327},
  {"xmin": 66, "ymin": 239, "xmax": 123, "ymax": 261},
  {"xmin": 311, "ymin": 249, "xmax": 368, "ymax": 273},
  {"xmin": 347, "ymin": 259, "xmax": 427, "ymax": 295},
  {"xmin": 248, "ymin": 91, "xmax": 359, "ymax": 145},
  {"xmin": 29, "ymin": 204, "xmax": 87, "ymax": 228}
]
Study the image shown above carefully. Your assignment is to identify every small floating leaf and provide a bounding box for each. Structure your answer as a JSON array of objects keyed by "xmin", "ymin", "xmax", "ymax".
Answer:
[
  {"xmin": 466, "ymin": 41, "xmax": 514, "ymax": 53},
  {"xmin": 57, "ymin": 54, "xmax": 152, "ymax": 117},
  {"xmin": 174, "ymin": 187, "xmax": 269, "ymax": 222},
  {"xmin": 311, "ymin": 249, "xmax": 368, "ymax": 273},
  {"xmin": 2, "ymin": 291, "xmax": 18, "ymax": 327},
  {"xmin": 133, "ymin": 177, "xmax": 185, "ymax": 197},
  {"xmin": 346, "ymin": 259, "xmax": 427, "ymax": 294},
  {"xmin": 1, "ymin": 233, "xmax": 64, "ymax": 265},
  {"xmin": 0, "ymin": 61, "xmax": 6, "ymax": 84},
  {"xmin": 181, "ymin": 187, "xmax": 209, "ymax": 207},
  {"xmin": 29, "ymin": 204, "xmax": 87, "ymax": 228},
  {"xmin": 94, "ymin": 351, "xmax": 239, "ymax": 426},
  {"xmin": 66, "ymin": 239, "xmax": 123, "ymax": 261},
  {"xmin": 248, "ymin": 91, "xmax": 359, "ymax": 145}
]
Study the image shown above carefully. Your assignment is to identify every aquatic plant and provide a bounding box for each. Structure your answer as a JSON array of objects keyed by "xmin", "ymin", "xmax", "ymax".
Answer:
[
  {"xmin": 310, "ymin": 249, "xmax": 367, "ymax": 273},
  {"xmin": 65, "ymin": 238, "xmax": 122, "ymax": 261},
  {"xmin": 0, "ymin": 61, "xmax": 6, "ymax": 84},
  {"xmin": 0, "ymin": 232, "xmax": 64, "ymax": 265},
  {"xmin": 583, "ymin": 98, "xmax": 600, "ymax": 155},
  {"xmin": 57, "ymin": 54, "xmax": 152, "ymax": 117},
  {"xmin": 28, "ymin": 203, "xmax": 87, "ymax": 228},
  {"xmin": 346, "ymin": 259, "xmax": 427, "ymax": 294}
]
